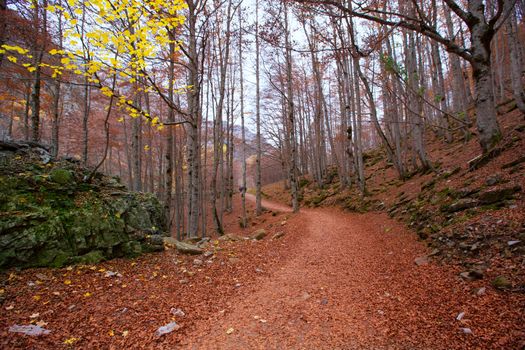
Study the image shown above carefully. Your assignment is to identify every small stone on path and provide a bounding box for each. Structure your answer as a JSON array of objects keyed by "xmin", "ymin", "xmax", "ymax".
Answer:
[
  {"xmin": 9, "ymin": 325, "xmax": 50, "ymax": 337},
  {"xmin": 414, "ymin": 256, "xmax": 429, "ymax": 266},
  {"xmin": 155, "ymin": 322, "xmax": 180, "ymax": 337}
]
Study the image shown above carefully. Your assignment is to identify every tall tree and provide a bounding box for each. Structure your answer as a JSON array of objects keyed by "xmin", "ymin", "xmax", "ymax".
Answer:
[
  {"xmin": 255, "ymin": 0, "xmax": 263, "ymax": 215},
  {"xmin": 295, "ymin": 0, "xmax": 517, "ymax": 153}
]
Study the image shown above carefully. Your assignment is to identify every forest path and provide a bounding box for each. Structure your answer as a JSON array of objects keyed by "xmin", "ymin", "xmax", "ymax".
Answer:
[{"xmin": 184, "ymin": 197, "xmax": 489, "ymax": 349}]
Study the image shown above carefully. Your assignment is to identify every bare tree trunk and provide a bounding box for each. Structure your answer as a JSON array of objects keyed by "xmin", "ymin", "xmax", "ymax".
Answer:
[
  {"xmin": 0, "ymin": 0, "xmax": 6, "ymax": 68},
  {"xmin": 238, "ymin": 5, "xmax": 247, "ymax": 228},
  {"xmin": 351, "ymin": 56, "xmax": 365, "ymax": 194},
  {"xmin": 165, "ymin": 38, "xmax": 176, "ymax": 233},
  {"xmin": 210, "ymin": 0, "xmax": 232, "ymax": 235},
  {"xmin": 468, "ymin": 0, "xmax": 502, "ymax": 152},
  {"xmin": 29, "ymin": 57, "xmax": 42, "ymax": 141},
  {"xmin": 383, "ymin": 35, "xmax": 407, "ymax": 179},
  {"xmin": 255, "ymin": 0, "xmax": 263, "ymax": 215},
  {"xmin": 284, "ymin": 2, "xmax": 299, "ymax": 213},
  {"xmin": 507, "ymin": 10, "xmax": 525, "ymax": 114},
  {"xmin": 444, "ymin": 7, "xmax": 470, "ymax": 138},
  {"xmin": 29, "ymin": 0, "xmax": 47, "ymax": 142},
  {"xmin": 123, "ymin": 118, "xmax": 133, "ymax": 188},
  {"xmin": 405, "ymin": 25, "xmax": 431, "ymax": 170},
  {"xmin": 23, "ymin": 85, "xmax": 31, "ymax": 140},
  {"xmin": 50, "ymin": 2, "xmax": 63, "ymax": 157},
  {"xmin": 50, "ymin": 79, "xmax": 61, "ymax": 157},
  {"xmin": 131, "ymin": 112, "xmax": 142, "ymax": 191},
  {"xmin": 82, "ymin": 76, "xmax": 91, "ymax": 164},
  {"xmin": 186, "ymin": 0, "xmax": 202, "ymax": 238}
]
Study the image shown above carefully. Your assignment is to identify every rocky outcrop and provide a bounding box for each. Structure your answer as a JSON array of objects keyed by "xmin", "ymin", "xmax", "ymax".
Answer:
[
  {"xmin": 251, "ymin": 229, "xmax": 267, "ymax": 240},
  {"xmin": 0, "ymin": 141, "xmax": 167, "ymax": 269}
]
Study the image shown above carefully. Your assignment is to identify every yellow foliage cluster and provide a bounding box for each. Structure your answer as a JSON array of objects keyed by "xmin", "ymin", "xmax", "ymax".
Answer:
[{"xmin": 4, "ymin": 0, "xmax": 188, "ymax": 131}]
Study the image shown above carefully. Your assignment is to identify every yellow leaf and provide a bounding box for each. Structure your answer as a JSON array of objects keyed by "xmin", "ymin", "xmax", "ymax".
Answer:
[
  {"xmin": 63, "ymin": 337, "xmax": 80, "ymax": 345},
  {"xmin": 226, "ymin": 327, "xmax": 234, "ymax": 334},
  {"xmin": 33, "ymin": 295, "xmax": 41, "ymax": 301},
  {"xmin": 108, "ymin": 329, "xmax": 114, "ymax": 337},
  {"xmin": 64, "ymin": 280, "xmax": 72, "ymax": 285},
  {"xmin": 83, "ymin": 292, "xmax": 92, "ymax": 297},
  {"xmin": 98, "ymin": 268, "xmax": 106, "ymax": 272},
  {"xmin": 36, "ymin": 320, "xmax": 48, "ymax": 327},
  {"xmin": 7, "ymin": 56, "xmax": 17, "ymax": 63}
]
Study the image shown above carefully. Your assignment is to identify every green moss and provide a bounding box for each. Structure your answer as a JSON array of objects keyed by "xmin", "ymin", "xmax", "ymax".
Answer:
[
  {"xmin": 121, "ymin": 241, "xmax": 142, "ymax": 257},
  {"xmin": 492, "ymin": 275, "xmax": 511, "ymax": 289},
  {"xmin": 49, "ymin": 169, "xmax": 74, "ymax": 185},
  {"xmin": 298, "ymin": 178, "xmax": 310, "ymax": 188},
  {"xmin": 72, "ymin": 250, "xmax": 105, "ymax": 265},
  {"xmin": 0, "ymin": 152, "xmax": 169, "ymax": 270}
]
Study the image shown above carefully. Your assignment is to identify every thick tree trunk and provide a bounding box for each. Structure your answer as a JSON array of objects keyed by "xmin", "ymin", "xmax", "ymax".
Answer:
[{"xmin": 468, "ymin": 0, "xmax": 502, "ymax": 152}]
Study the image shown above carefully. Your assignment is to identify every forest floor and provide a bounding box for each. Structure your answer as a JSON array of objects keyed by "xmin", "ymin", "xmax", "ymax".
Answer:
[{"xmin": 1, "ymin": 193, "xmax": 524, "ymax": 349}]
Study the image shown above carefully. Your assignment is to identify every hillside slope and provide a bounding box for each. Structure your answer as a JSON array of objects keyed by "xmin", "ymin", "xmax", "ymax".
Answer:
[{"xmin": 264, "ymin": 109, "xmax": 525, "ymax": 290}]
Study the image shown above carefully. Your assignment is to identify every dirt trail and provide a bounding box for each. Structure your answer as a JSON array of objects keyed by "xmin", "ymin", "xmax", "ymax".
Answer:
[{"xmin": 184, "ymin": 197, "xmax": 523, "ymax": 349}]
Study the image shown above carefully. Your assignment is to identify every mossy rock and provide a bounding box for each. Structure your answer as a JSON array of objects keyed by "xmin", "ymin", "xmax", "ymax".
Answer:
[
  {"xmin": 121, "ymin": 241, "xmax": 142, "ymax": 257},
  {"xmin": 49, "ymin": 169, "xmax": 74, "ymax": 185},
  {"xmin": 0, "ymin": 160, "xmax": 167, "ymax": 269},
  {"xmin": 492, "ymin": 275, "xmax": 512, "ymax": 290},
  {"xmin": 70, "ymin": 250, "xmax": 106, "ymax": 265}
]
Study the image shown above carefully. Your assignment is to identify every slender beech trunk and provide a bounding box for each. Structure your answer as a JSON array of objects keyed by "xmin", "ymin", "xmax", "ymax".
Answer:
[
  {"xmin": 29, "ymin": 0, "xmax": 47, "ymax": 142},
  {"xmin": 255, "ymin": 0, "xmax": 263, "ymax": 215},
  {"xmin": 210, "ymin": 0, "xmax": 232, "ymax": 235},
  {"xmin": 239, "ymin": 5, "xmax": 247, "ymax": 228},
  {"xmin": 507, "ymin": 11, "xmax": 525, "ymax": 114},
  {"xmin": 284, "ymin": 2, "xmax": 299, "ymax": 213},
  {"xmin": 165, "ymin": 37, "xmax": 176, "ymax": 233},
  {"xmin": 186, "ymin": 1, "xmax": 202, "ymax": 237}
]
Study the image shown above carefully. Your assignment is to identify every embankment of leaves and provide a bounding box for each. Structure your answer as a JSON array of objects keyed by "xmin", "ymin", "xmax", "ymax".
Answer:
[{"xmin": 264, "ymin": 110, "xmax": 525, "ymax": 290}]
